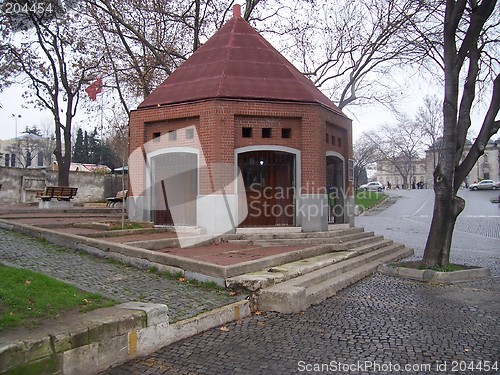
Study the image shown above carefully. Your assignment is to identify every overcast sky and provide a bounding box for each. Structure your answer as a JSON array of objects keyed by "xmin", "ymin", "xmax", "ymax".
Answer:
[{"xmin": 0, "ymin": 77, "xmax": 444, "ymax": 142}]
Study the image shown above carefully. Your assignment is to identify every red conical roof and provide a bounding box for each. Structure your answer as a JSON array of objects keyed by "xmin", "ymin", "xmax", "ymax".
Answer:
[{"xmin": 139, "ymin": 5, "xmax": 344, "ymax": 115}]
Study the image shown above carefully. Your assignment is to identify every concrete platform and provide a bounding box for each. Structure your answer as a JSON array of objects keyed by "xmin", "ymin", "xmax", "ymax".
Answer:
[
  {"xmin": 0, "ymin": 206, "xmax": 417, "ymax": 372},
  {"xmin": 0, "ymin": 301, "xmax": 249, "ymax": 375},
  {"xmin": 0, "ymin": 207, "xmax": 412, "ymax": 282}
]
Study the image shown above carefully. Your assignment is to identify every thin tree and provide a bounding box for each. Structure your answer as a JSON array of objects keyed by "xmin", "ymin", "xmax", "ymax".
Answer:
[
  {"xmin": 289, "ymin": 0, "xmax": 430, "ymax": 110},
  {"xmin": 8, "ymin": 126, "xmax": 43, "ymax": 168},
  {"xmin": 367, "ymin": 118, "xmax": 425, "ymax": 188},
  {"xmin": 2, "ymin": 3, "xmax": 101, "ymax": 185},
  {"xmin": 415, "ymin": 95, "xmax": 444, "ymax": 170},
  {"xmin": 422, "ymin": 0, "xmax": 500, "ymax": 266},
  {"xmin": 353, "ymin": 136, "xmax": 380, "ymax": 188}
]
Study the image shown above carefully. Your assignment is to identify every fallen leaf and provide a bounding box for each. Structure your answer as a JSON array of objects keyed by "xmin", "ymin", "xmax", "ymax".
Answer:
[
  {"xmin": 25, "ymin": 280, "xmax": 31, "ymax": 285},
  {"xmin": 178, "ymin": 278, "xmax": 186, "ymax": 282},
  {"xmin": 220, "ymin": 326, "xmax": 230, "ymax": 332},
  {"xmin": 229, "ymin": 291, "xmax": 237, "ymax": 296},
  {"xmin": 254, "ymin": 310, "xmax": 262, "ymax": 316}
]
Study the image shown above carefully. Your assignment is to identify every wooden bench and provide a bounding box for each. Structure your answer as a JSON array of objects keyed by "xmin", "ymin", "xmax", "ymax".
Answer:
[
  {"xmin": 106, "ymin": 190, "xmax": 128, "ymax": 207},
  {"xmin": 37, "ymin": 186, "xmax": 78, "ymax": 201}
]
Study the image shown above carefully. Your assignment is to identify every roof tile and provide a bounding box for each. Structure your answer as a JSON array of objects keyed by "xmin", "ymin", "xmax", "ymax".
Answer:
[{"xmin": 138, "ymin": 10, "xmax": 344, "ymax": 115}]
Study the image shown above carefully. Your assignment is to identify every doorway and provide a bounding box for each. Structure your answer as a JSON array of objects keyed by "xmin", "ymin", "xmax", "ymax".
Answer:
[
  {"xmin": 151, "ymin": 152, "xmax": 197, "ymax": 226},
  {"xmin": 326, "ymin": 155, "xmax": 345, "ymax": 224},
  {"xmin": 238, "ymin": 150, "xmax": 295, "ymax": 226}
]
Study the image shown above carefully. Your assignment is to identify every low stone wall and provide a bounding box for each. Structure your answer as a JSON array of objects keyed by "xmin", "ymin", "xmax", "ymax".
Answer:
[
  {"xmin": 0, "ymin": 167, "xmax": 125, "ymax": 204},
  {"xmin": 0, "ymin": 300, "xmax": 249, "ymax": 375}
]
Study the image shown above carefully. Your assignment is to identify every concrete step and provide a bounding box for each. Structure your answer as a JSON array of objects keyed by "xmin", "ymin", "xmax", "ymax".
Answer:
[
  {"xmin": 226, "ymin": 239, "xmax": 394, "ymax": 292},
  {"xmin": 224, "ymin": 229, "xmax": 372, "ymax": 247},
  {"xmin": 227, "ymin": 232, "xmax": 380, "ymax": 249},
  {"xmin": 282, "ymin": 243, "xmax": 403, "ymax": 289},
  {"xmin": 257, "ymin": 244, "xmax": 413, "ymax": 314},
  {"xmin": 306, "ymin": 247, "xmax": 413, "ymax": 306},
  {"xmin": 223, "ymin": 227, "xmax": 364, "ymax": 242}
]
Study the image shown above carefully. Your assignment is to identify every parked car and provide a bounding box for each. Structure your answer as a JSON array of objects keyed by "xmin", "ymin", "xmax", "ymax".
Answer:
[
  {"xmin": 359, "ymin": 181, "xmax": 384, "ymax": 192},
  {"xmin": 469, "ymin": 180, "xmax": 500, "ymax": 190}
]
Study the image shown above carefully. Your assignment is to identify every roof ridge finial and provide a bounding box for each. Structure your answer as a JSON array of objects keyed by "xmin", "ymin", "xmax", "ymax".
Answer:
[{"xmin": 233, "ymin": 4, "xmax": 241, "ymax": 18}]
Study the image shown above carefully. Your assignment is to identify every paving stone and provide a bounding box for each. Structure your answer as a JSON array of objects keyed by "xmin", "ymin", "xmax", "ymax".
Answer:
[
  {"xmin": 0, "ymin": 229, "xmax": 239, "ymax": 323},
  {"xmin": 101, "ymin": 190, "xmax": 499, "ymax": 375}
]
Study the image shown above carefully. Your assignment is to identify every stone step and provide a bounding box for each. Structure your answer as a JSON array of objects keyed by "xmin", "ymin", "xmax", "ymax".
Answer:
[
  {"xmin": 284, "ymin": 243, "xmax": 403, "ymax": 289},
  {"xmin": 257, "ymin": 244, "xmax": 413, "ymax": 314},
  {"xmin": 223, "ymin": 227, "xmax": 364, "ymax": 242},
  {"xmin": 225, "ymin": 229, "xmax": 372, "ymax": 247},
  {"xmin": 306, "ymin": 247, "xmax": 413, "ymax": 306},
  {"xmin": 334, "ymin": 235, "xmax": 385, "ymax": 251},
  {"xmin": 225, "ymin": 238, "xmax": 394, "ymax": 292}
]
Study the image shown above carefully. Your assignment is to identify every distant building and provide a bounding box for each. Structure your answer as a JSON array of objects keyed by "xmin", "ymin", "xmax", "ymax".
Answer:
[
  {"xmin": 375, "ymin": 137, "xmax": 500, "ymax": 189},
  {"xmin": 0, "ymin": 136, "xmax": 53, "ymax": 169},
  {"xmin": 462, "ymin": 139, "xmax": 499, "ymax": 186},
  {"xmin": 377, "ymin": 157, "xmax": 427, "ymax": 189}
]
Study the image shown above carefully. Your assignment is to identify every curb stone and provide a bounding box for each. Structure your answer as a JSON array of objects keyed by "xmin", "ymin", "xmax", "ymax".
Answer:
[
  {"xmin": 378, "ymin": 263, "xmax": 491, "ymax": 283},
  {"xmin": 0, "ymin": 300, "xmax": 250, "ymax": 375}
]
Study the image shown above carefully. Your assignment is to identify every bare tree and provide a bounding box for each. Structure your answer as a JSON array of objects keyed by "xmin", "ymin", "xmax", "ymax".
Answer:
[
  {"xmin": 422, "ymin": 0, "xmax": 500, "ymax": 266},
  {"xmin": 353, "ymin": 136, "xmax": 380, "ymax": 188},
  {"xmin": 367, "ymin": 117, "xmax": 425, "ymax": 188},
  {"xmin": 415, "ymin": 95, "xmax": 444, "ymax": 170},
  {"xmin": 83, "ymin": 0, "xmax": 241, "ymax": 116},
  {"xmin": 2, "ymin": 3, "xmax": 102, "ymax": 185},
  {"xmin": 287, "ymin": 0, "xmax": 430, "ymax": 110},
  {"xmin": 8, "ymin": 127, "xmax": 42, "ymax": 168},
  {"xmin": 38, "ymin": 119, "xmax": 57, "ymax": 166}
]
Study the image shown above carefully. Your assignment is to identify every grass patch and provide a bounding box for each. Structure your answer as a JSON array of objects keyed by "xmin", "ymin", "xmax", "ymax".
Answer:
[
  {"xmin": 149, "ymin": 269, "xmax": 225, "ymax": 291},
  {"xmin": 355, "ymin": 191, "xmax": 386, "ymax": 211},
  {"xmin": 393, "ymin": 262, "xmax": 465, "ymax": 272},
  {"xmin": 416, "ymin": 264, "xmax": 464, "ymax": 272},
  {"xmin": 0, "ymin": 264, "xmax": 115, "ymax": 331},
  {"xmin": 111, "ymin": 222, "xmax": 144, "ymax": 230}
]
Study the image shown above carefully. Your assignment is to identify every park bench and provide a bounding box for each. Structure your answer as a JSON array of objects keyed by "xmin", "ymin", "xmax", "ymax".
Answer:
[
  {"xmin": 37, "ymin": 186, "xmax": 78, "ymax": 201},
  {"xmin": 106, "ymin": 189, "xmax": 128, "ymax": 207}
]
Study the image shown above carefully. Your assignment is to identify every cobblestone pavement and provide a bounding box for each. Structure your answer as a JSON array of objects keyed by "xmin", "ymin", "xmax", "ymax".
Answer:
[
  {"xmin": 0, "ymin": 229, "xmax": 239, "ymax": 322},
  {"xmin": 103, "ymin": 190, "xmax": 499, "ymax": 375}
]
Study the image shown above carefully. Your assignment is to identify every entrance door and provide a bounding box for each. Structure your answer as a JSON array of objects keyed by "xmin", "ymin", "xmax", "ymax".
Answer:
[
  {"xmin": 326, "ymin": 156, "xmax": 345, "ymax": 224},
  {"xmin": 238, "ymin": 151, "xmax": 295, "ymax": 226},
  {"xmin": 151, "ymin": 152, "xmax": 197, "ymax": 226}
]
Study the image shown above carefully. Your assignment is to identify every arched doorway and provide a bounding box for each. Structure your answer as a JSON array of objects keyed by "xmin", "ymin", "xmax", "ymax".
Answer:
[
  {"xmin": 326, "ymin": 154, "xmax": 345, "ymax": 224},
  {"xmin": 238, "ymin": 150, "xmax": 295, "ymax": 226},
  {"xmin": 150, "ymin": 152, "xmax": 198, "ymax": 226}
]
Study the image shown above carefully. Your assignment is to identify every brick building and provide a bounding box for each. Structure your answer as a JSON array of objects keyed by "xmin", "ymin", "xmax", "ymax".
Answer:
[{"xmin": 128, "ymin": 5, "xmax": 353, "ymax": 234}]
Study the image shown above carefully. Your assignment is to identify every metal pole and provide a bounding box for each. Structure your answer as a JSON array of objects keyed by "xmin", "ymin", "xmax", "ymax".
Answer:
[{"xmin": 11, "ymin": 114, "xmax": 21, "ymax": 139}]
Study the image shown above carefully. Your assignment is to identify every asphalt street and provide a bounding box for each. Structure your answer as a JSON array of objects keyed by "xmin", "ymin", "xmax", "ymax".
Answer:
[{"xmin": 102, "ymin": 189, "xmax": 500, "ymax": 375}]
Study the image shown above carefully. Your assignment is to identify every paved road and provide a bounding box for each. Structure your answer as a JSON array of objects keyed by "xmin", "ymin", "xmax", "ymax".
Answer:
[
  {"xmin": 103, "ymin": 189, "xmax": 500, "ymax": 375},
  {"xmin": 0, "ymin": 230, "xmax": 239, "ymax": 322}
]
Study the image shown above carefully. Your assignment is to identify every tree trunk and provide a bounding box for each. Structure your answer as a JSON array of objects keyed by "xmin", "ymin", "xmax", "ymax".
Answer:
[
  {"xmin": 57, "ymin": 154, "xmax": 71, "ymax": 186},
  {"xmin": 53, "ymin": 118, "xmax": 71, "ymax": 187},
  {"xmin": 422, "ymin": 166, "xmax": 465, "ymax": 266}
]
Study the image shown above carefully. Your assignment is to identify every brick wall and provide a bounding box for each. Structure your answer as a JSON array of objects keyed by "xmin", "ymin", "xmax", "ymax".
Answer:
[{"xmin": 129, "ymin": 99, "xmax": 353, "ymax": 198}]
